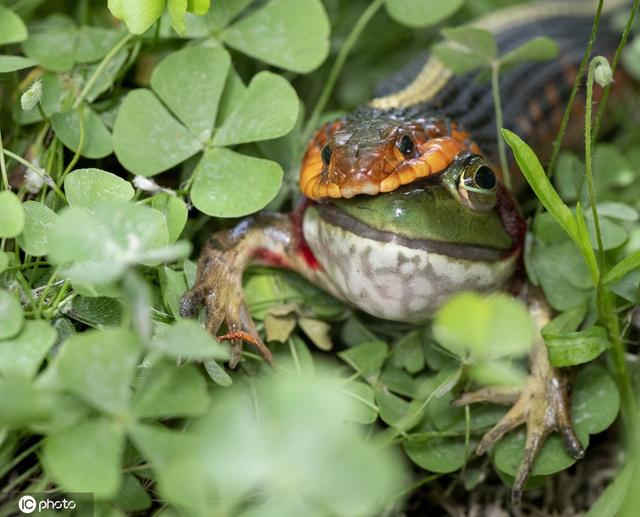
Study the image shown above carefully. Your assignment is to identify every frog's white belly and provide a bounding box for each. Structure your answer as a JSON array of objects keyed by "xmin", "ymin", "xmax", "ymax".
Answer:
[{"xmin": 303, "ymin": 207, "xmax": 516, "ymax": 323}]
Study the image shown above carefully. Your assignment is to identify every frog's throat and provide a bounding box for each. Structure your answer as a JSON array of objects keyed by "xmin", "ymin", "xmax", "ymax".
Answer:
[
  {"xmin": 315, "ymin": 202, "xmax": 511, "ymax": 262},
  {"xmin": 302, "ymin": 205, "xmax": 517, "ymax": 323}
]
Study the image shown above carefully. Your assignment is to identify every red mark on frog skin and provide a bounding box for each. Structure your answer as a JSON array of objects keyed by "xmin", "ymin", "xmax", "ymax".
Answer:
[
  {"xmin": 255, "ymin": 248, "xmax": 289, "ymax": 268},
  {"xmin": 299, "ymin": 238, "xmax": 320, "ymax": 270},
  {"xmin": 291, "ymin": 201, "xmax": 321, "ymax": 270}
]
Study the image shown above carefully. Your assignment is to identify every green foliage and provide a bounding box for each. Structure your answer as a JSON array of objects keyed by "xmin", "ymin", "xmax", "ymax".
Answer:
[
  {"xmin": 0, "ymin": 55, "xmax": 37, "ymax": 72},
  {"xmin": 0, "ymin": 0, "xmax": 638, "ymax": 513},
  {"xmin": 385, "ymin": 0, "xmax": 464, "ymax": 28},
  {"xmin": 47, "ymin": 201, "xmax": 189, "ymax": 287},
  {"xmin": 113, "ymin": 45, "xmax": 298, "ymax": 216},
  {"xmin": 0, "ymin": 4, "xmax": 27, "ymax": 45},
  {"xmin": 0, "ymin": 191, "xmax": 24, "ymax": 237},
  {"xmin": 493, "ymin": 364, "xmax": 619, "ymax": 478},
  {"xmin": 0, "ymin": 289, "xmax": 24, "ymax": 340},
  {"xmin": 64, "ymin": 168, "xmax": 134, "ymax": 207},
  {"xmin": 433, "ymin": 28, "xmax": 558, "ymax": 73},
  {"xmin": 51, "ymin": 109, "xmax": 113, "ymax": 159},
  {"xmin": 108, "ymin": 0, "xmax": 211, "ymax": 34},
  {"xmin": 433, "ymin": 292, "xmax": 534, "ymax": 362},
  {"xmin": 22, "ymin": 15, "xmax": 124, "ymax": 71},
  {"xmin": 219, "ymin": 0, "xmax": 330, "ymax": 73},
  {"xmin": 504, "ymin": 129, "xmax": 599, "ymax": 282},
  {"xmin": 544, "ymin": 326, "xmax": 609, "ymax": 367}
]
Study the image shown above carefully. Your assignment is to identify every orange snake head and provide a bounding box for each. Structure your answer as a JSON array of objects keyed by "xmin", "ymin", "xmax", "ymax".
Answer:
[{"xmin": 300, "ymin": 108, "xmax": 483, "ymax": 201}]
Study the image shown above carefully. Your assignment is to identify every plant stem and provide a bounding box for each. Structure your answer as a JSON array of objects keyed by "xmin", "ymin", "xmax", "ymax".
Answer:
[
  {"xmin": 73, "ymin": 33, "xmax": 134, "ymax": 109},
  {"xmin": 0, "ymin": 127, "xmax": 8, "ymax": 190},
  {"xmin": 35, "ymin": 267, "xmax": 60, "ymax": 318},
  {"xmin": 491, "ymin": 62, "xmax": 511, "ymax": 191},
  {"xmin": 0, "ymin": 439, "xmax": 41, "ymax": 479},
  {"xmin": 584, "ymin": 57, "xmax": 637, "ymax": 436},
  {"xmin": 0, "ymin": 463, "xmax": 40, "ymax": 501},
  {"xmin": 43, "ymin": 280, "xmax": 71, "ymax": 319},
  {"xmin": 544, "ymin": 0, "xmax": 604, "ymax": 179},
  {"xmin": 59, "ymin": 104, "xmax": 85, "ymax": 182},
  {"xmin": 592, "ymin": 0, "xmax": 639, "ymax": 141},
  {"xmin": 301, "ymin": 0, "xmax": 385, "ymax": 146},
  {"xmin": 2, "ymin": 149, "xmax": 66, "ymax": 202},
  {"xmin": 584, "ymin": 58, "xmax": 606, "ymax": 269}
]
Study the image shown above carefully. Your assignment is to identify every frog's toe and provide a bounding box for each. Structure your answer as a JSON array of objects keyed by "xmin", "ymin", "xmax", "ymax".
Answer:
[
  {"xmin": 180, "ymin": 257, "xmax": 272, "ymax": 367},
  {"xmin": 453, "ymin": 386, "xmax": 520, "ymax": 406},
  {"xmin": 179, "ymin": 286, "xmax": 205, "ymax": 318},
  {"xmin": 455, "ymin": 354, "xmax": 584, "ymax": 505},
  {"xmin": 217, "ymin": 303, "xmax": 273, "ymax": 368},
  {"xmin": 510, "ymin": 380, "xmax": 584, "ymax": 505}
]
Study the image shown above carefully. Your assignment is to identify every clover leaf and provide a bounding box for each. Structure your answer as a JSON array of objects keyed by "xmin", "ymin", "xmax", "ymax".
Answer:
[
  {"xmin": 219, "ymin": 0, "xmax": 330, "ymax": 73},
  {"xmin": 16, "ymin": 201, "xmax": 57, "ymax": 257},
  {"xmin": 43, "ymin": 418, "xmax": 125, "ymax": 499},
  {"xmin": 46, "ymin": 201, "xmax": 190, "ymax": 286},
  {"xmin": 113, "ymin": 46, "xmax": 299, "ymax": 217},
  {"xmin": 190, "ymin": 147, "xmax": 284, "ymax": 218},
  {"xmin": 51, "ymin": 109, "xmax": 113, "ymax": 159},
  {"xmin": 433, "ymin": 292, "xmax": 534, "ymax": 362},
  {"xmin": 108, "ymin": 0, "xmax": 211, "ymax": 35},
  {"xmin": 0, "ymin": 55, "xmax": 37, "ymax": 73},
  {"xmin": 54, "ymin": 328, "xmax": 142, "ymax": 415},
  {"xmin": 0, "ymin": 289, "xmax": 24, "ymax": 340},
  {"xmin": 0, "ymin": 191, "xmax": 25, "ymax": 238},
  {"xmin": 0, "ymin": 4, "xmax": 27, "ymax": 45},
  {"xmin": 64, "ymin": 168, "xmax": 134, "ymax": 208},
  {"xmin": 22, "ymin": 14, "xmax": 124, "ymax": 72},
  {"xmin": 385, "ymin": 0, "xmax": 464, "ymax": 29},
  {"xmin": 0, "ymin": 321, "xmax": 56, "ymax": 379}
]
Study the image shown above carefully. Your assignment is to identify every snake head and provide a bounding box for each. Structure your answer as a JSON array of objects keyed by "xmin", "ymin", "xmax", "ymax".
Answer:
[{"xmin": 300, "ymin": 107, "xmax": 483, "ymax": 200}]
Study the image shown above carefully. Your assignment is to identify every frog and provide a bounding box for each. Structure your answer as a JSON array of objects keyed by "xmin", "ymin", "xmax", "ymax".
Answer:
[
  {"xmin": 179, "ymin": 106, "xmax": 582, "ymax": 503},
  {"xmin": 179, "ymin": 0, "xmax": 628, "ymax": 504}
]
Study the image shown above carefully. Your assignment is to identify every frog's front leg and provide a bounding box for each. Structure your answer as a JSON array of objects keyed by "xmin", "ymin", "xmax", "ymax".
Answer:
[
  {"xmin": 454, "ymin": 290, "xmax": 584, "ymax": 505},
  {"xmin": 180, "ymin": 210, "xmax": 336, "ymax": 367}
]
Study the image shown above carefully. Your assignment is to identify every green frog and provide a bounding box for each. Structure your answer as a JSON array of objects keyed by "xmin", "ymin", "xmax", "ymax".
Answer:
[{"xmin": 180, "ymin": 0, "xmax": 627, "ymax": 504}]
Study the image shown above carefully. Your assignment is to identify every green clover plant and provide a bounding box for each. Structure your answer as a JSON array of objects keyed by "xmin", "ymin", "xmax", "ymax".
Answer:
[{"xmin": 112, "ymin": 46, "xmax": 298, "ymax": 217}]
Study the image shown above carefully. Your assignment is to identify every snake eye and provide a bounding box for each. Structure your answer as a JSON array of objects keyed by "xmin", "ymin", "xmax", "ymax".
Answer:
[
  {"xmin": 397, "ymin": 134, "xmax": 415, "ymax": 156},
  {"xmin": 321, "ymin": 144, "xmax": 332, "ymax": 166}
]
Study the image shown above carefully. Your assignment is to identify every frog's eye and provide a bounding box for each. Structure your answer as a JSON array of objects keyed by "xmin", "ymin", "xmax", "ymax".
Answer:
[
  {"xmin": 458, "ymin": 159, "xmax": 498, "ymax": 212},
  {"xmin": 396, "ymin": 134, "xmax": 415, "ymax": 156},
  {"xmin": 321, "ymin": 144, "xmax": 332, "ymax": 166},
  {"xmin": 472, "ymin": 165, "xmax": 496, "ymax": 190}
]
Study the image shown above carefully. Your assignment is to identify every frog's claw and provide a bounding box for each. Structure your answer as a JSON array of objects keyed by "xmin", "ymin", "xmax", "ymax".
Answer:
[
  {"xmin": 453, "ymin": 293, "xmax": 584, "ymax": 505},
  {"xmin": 180, "ymin": 216, "xmax": 289, "ymax": 368}
]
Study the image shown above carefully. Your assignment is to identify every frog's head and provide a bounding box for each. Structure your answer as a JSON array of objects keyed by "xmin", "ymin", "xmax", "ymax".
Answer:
[
  {"xmin": 300, "ymin": 107, "xmax": 486, "ymax": 200},
  {"xmin": 300, "ymin": 109, "xmax": 525, "ymax": 322},
  {"xmin": 300, "ymin": 107, "xmax": 524, "ymax": 256}
]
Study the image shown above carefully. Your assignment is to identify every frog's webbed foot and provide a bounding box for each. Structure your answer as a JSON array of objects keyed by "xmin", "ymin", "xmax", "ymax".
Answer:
[
  {"xmin": 454, "ymin": 295, "xmax": 584, "ymax": 505},
  {"xmin": 454, "ymin": 358, "xmax": 584, "ymax": 503},
  {"xmin": 180, "ymin": 214, "xmax": 298, "ymax": 368}
]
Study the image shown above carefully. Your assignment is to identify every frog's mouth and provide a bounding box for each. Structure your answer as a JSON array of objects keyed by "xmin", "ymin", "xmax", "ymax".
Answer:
[{"xmin": 314, "ymin": 201, "xmax": 511, "ymax": 263}]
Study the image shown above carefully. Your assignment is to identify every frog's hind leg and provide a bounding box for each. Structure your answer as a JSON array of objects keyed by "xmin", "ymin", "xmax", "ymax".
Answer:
[
  {"xmin": 453, "ymin": 292, "xmax": 584, "ymax": 505},
  {"xmin": 180, "ymin": 211, "xmax": 331, "ymax": 368},
  {"xmin": 180, "ymin": 213, "xmax": 299, "ymax": 368}
]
